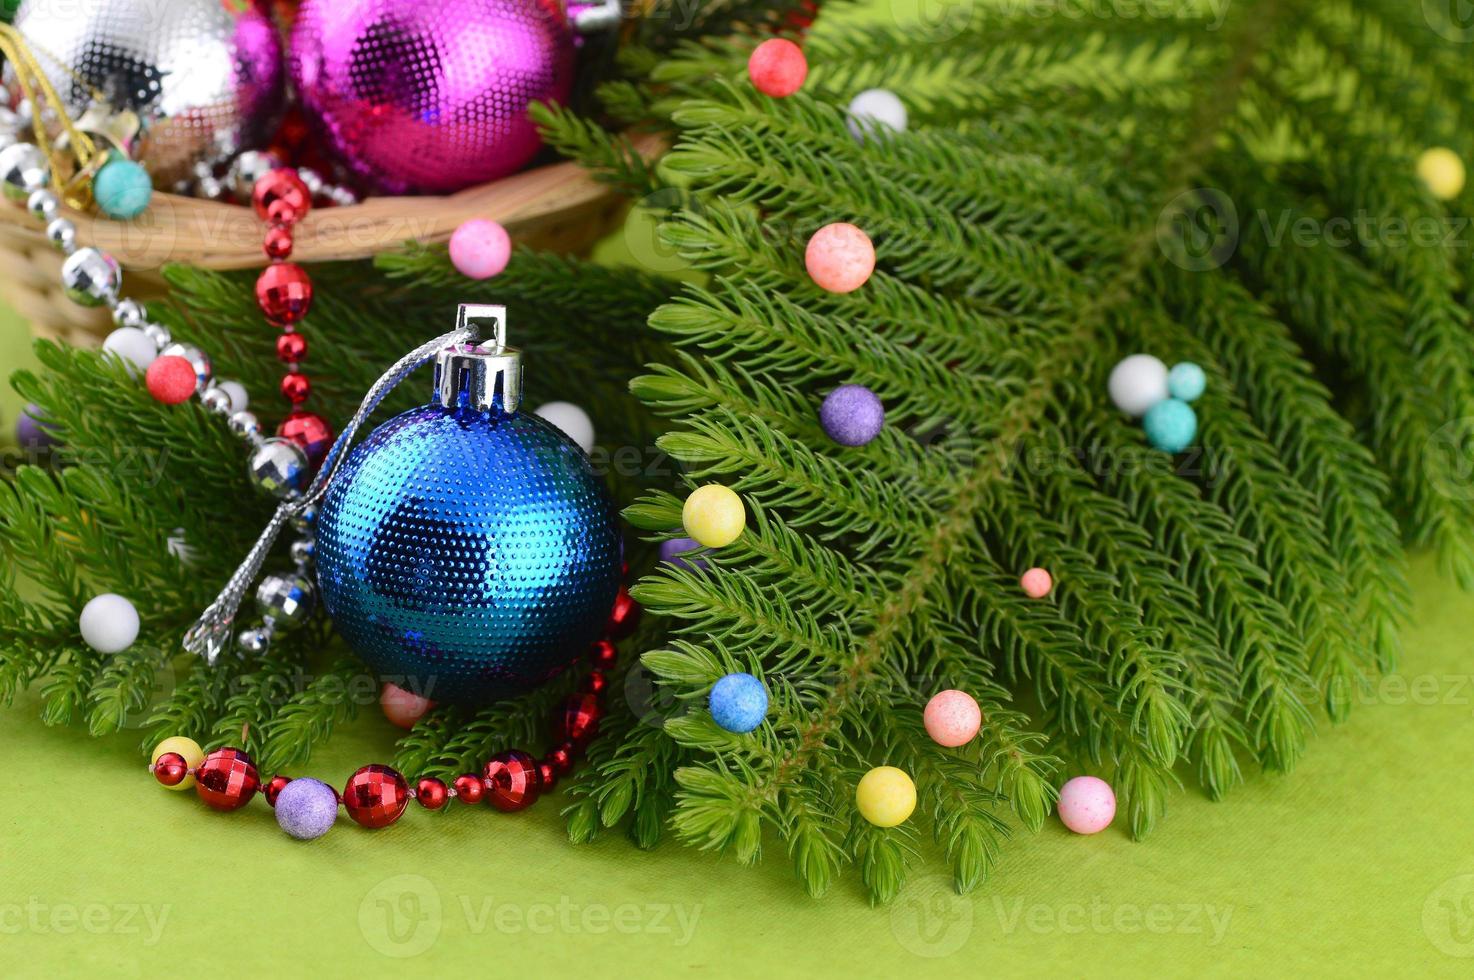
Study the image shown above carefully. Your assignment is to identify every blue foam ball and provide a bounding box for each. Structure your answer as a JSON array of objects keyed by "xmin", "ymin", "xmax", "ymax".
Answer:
[
  {"xmin": 1143, "ymin": 398, "xmax": 1198, "ymax": 453},
  {"xmin": 1167, "ymin": 362, "xmax": 1206, "ymax": 402},
  {"xmin": 709, "ymin": 672, "xmax": 768, "ymax": 733},
  {"xmin": 274, "ymin": 778, "xmax": 338, "ymax": 840},
  {"xmin": 93, "ymin": 158, "xmax": 152, "ymax": 220}
]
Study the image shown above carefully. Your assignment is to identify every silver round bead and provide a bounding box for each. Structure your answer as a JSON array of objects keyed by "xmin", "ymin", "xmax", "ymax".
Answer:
[
  {"xmin": 0, "ymin": 143, "xmax": 50, "ymax": 203},
  {"xmin": 297, "ymin": 167, "xmax": 324, "ymax": 196},
  {"xmin": 200, "ymin": 385, "xmax": 233, "ymax": 414},
  {"xmin": 143, "ymin": 323, "xmax": 172, "ymax": 349},
  {"xmin": 228, "ymin": 410, "xmax": 261, "ymax": 440},
  {"xmin": 26, "ymin": 188, "xmax": 59, "ymax": 222},
  {"xmin": 290, "ymin": 504, "xmax": 319, "ymax": 536},
  {"xmin": 13, "ymin": 100, "xmax": 33, "ymax": 127},
  {"xmin": 45, "ymin": 217, "xmax": 76, "ymax": 253},
  {"xmin": 256, "ymin": 573, "xmax": 316, "ymax": 629},
  {"xmin": 248, "ymin": 437, "xmax": 309, "ymax": 499},
  {"xmin": 289, "ymin": 537, "xmax": 316, "ymax": 565},
  {"xmin": 236, "ymin": 627, "xmax": 272, "ymax": 655},
  {"xmin": 112, "ymin": 298, "xmax": 148, "ymax": 329},
  {"xmin": 0, "ymin": 106, "xmax": 20, "ymax": 135},
  {"xmin": 159, "ymin": 343, "xmax": 212, "ymax": 391},
  {"xmin": 197, "ymin": 176, "xmax": 224, "ymax": 200},
  {"xmin": 60, "ymin": 247, "xmax": 122, "ymax": 307},
  {"xmin": 0, "ymin": 133, "xmax": 15, "ymax": 153},
  {"xmin": 227, "ymin": 149, "xmax": 282, "ymax": 201}
]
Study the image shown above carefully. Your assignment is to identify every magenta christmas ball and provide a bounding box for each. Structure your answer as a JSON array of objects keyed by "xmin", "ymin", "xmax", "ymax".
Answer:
[{"xmin": 289, "ymin": 0, "xmax": 576, "ymax": 195}]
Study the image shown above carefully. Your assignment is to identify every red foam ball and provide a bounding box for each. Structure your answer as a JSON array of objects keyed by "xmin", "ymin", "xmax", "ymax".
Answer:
[
  {"xmin": 748, "ymin": 39, "xmax": 807, "ymax": 98},
  {"xmin": 145, "ymin": 355, "xmax": 198, "ymax": 405}
]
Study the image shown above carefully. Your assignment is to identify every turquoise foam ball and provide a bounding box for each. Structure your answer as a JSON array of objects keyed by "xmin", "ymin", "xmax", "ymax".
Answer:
[
  {"xmin": 93, "ymin": 158, "xmax": 152, "ymax": 220},
  {"xmin": 709, "ymin": 672, "xmax": 768, "ymax": 733},
  {"xmin": 1167, "ymin": 362, "xmax": 1206, "ymax": 402},
  {"xmin": 1143, "ymin": 398, "xmax": 1198, "ymax": 453}
]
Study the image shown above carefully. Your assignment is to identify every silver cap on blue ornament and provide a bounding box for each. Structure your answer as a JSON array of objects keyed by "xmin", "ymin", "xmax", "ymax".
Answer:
[{"xmin": 434, "ymin": 304, "xmax": 523, "ymax": 414}]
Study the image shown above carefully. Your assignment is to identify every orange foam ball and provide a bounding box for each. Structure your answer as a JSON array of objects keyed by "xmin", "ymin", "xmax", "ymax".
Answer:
[{"xmin": 805, "ymin": 222, "xmax": 875, "ymax": 293}]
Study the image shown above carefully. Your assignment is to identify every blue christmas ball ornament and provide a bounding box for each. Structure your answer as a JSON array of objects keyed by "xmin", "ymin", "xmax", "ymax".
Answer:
[
  {"xmin": 709, "ymin": 672, "xmax": 769, "ymax": 733},
  {"xmin": 93, "ymin": 156, "xmax": 152, "ymax": 220},
  {"xmin": 1143, "ymin": 398, "xmax": 1198, "ymax": 453},
  {"xmin": 315, "ymin": 307, "xmax": 621, "ymax": 706},
  {"xmin": 1167, "ymin": 362, "xmax": 1206, "ymax": 402}
]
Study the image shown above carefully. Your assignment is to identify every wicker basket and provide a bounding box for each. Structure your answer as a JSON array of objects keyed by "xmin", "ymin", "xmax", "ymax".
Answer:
[{"xmin": 0, "ymin": 131, "xmax": 664, "ymax": 347}]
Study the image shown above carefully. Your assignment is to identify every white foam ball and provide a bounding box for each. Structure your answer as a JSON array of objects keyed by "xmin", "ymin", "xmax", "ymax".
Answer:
[
  {"xmin": 846, "ymin": 89, "xmax": 908, "ymax": 142},
  {"xmin": 216, "ymin": 380, "xmax": 249, "ymax": 414},
  {"xmin": 79, "ymin": 594, "xmax": 140, "ymax": 653},
  {"xmin": 103, "ymin": 327, "xmax": 158, "ymax": 376},
  {"xmin": 1108, "ymin": 354, "xmax": 1170, "ymax": 417},
  {"xmin": 534, "ymin": 401, "xmax": 595, "ymax": 454}
]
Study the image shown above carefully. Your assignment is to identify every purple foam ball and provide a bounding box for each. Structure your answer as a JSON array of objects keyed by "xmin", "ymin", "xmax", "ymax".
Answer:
[
  {"xmin": 820, "ymin": 385, "xmax": 885, "ymax": 447},
  {"xmin": 274, "ymin": 777, "xmax": 339, "ymax": 841},
  {"xmin": 659, "ymin": 536, "xmax": 708, "ymax": 572},
  {"xmin": 15, "ymin": 404, "xmax": 56, "ymax": 449}
]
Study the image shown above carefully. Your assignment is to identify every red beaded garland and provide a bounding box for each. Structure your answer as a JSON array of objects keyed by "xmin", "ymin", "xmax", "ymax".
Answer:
[
  {"xmin": 558, "ymin": 693, "xmax": 602, "ymax": 747},
  {"xmin": 152, "ymin": 752, "xmax": 188, "ymax": 787},
  {"xmin": 263, "ymin": 226, "xmax": 294, "ymax": 260},
  {"xmin": 589, "ymin": 639, "xmax": 618, "ymax": 670},
  {"xmin": 256, "ymin": 263, "xmax": 314, "ymax": 325},
  {"xmin": 276, "ymin": 332, "xmax": 307, "ymax": 363},
  {"xmin": 452, "ymin": 774, "xmax": 485, "ymax": 805},
  {"xmin": 195, "ymin": 748, "xmax": 260, "ymax": 811},
  {"xmin": 482, "ymin": 751, "xmax": 540, "ymax": 812},
  {"xmin": 253, "ymin": 169, "xmax": 310, "ymax": 226},
  {"xmin": 343, "ymin": 764, "xmax": 411, "ymax": 829},
  {"xmin": 537, "ymin": 761, "xmax": 558, "ymax": 792},
  {"xmin": 606, "ymin": 588, "xmax": 641, "ymax": 640},
  {"xmin": 415, "ymin": 777, "xmax": 449, "ymax": 810},
  {"xmin": 145, "ymin": 355, "xmax": 199, "ymax": 405},
  {"xmin": 278, "ymin": 410, "xmax": 334, "ymax": 466},
  {"xmin": 545, "ymin": 745, "xmax": 574, "ymax": 776},
  {"xmin": 264, "ymin": 774, "xmax": 293, "ymax": 807},
  {"xmin": 582, "ymin": 669, "xmax": 608, "ymax": 696},
  {"xmin": 280, "ymin": 373, "xmax": 311, "ymax": 405}
]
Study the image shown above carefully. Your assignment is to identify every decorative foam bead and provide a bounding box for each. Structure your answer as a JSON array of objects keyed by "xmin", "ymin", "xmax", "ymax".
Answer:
[
  {"xmin": 1108, "ymin": 354, "xmax": 1169, "ymax": 417},
  {"xmin": 856, "ymin": 766, "xmax": 916, "ymax": 827},
  {"xmin": 151, "ymin": 736, "xmax": 205, "ymax": 791},
  {"xmin": 274, "ymin": 777, "xmax": 339, "ymax": 840},
  {"xmin": 449, "ymin": 218, "xmax": 512, "ymax": 279},
  {"xmin": 16, "ymin": 404, "xmax": 55, "ymax": 448},
  {"xmin": 380, "ymin": 682, "xmax": 435, "ymax": 730},
  {"xmin": 102, "ymin": 326, "xmax": 158, "ymax": 376},
  {"xmin": 846, "ymin": 89, "xmax": 907, "ymax": 142},
  {"xmin": 1417, "ymin": 147, "xmax": 1466, "ymax": 201},
  {"xmin": 534, "ymin": 401, "xmax": 595, "ymax": 454},
  {"xmin": 1143, "ymin": 398, "xmax": 1198, "ymax": 453},
  {"xmin": 145, "ymin": 355, "xmax": 199, "ymax": 405},
  {"xmin": 806, "ymin": 222, "xmax": 875, "ymax": 293},
  {"xmin": 1167, "ymin": 362, "xmax": 1206, "ymax": 402},
  {"xmin": 659, "ymin": 536, "xmax": 707, "ymax": 572},
  {"xmin": 216, "ymin": 380, "xmax": 250, "ymax": 413},
  {"xmin": 820, "ymin": 384, "xmax": 885, "ymax": 446},
  {"xmin": 79, "ymin": 594, "xmax": 139, "ymax": 653},
  {"xmin": 682, "ymin": 484, "xmax": 746, "ymax": 548},
  {"xmin": 1020, "ymin": 567, "xmax": 1053, "ymax": 599},
  {"xmin": 1057, "ymin": 775, "xmax": 1116, "ymax": 834},
  {"xmin": 923, "ymin": 690, "xmax": 981, "ymax": 747},
  {"xmin": 709, "ymin": 672, "xmax": 768, "ymax": 733},
  {"xmin": 93, "ymin": 157, "xmax": 152, "ymax": 220},
  {"xmin": 748, "ymin": 38, "xmax": 808, "ymax": 97}
]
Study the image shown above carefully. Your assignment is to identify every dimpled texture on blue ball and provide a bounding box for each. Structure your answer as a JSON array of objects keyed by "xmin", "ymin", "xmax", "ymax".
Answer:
[
  {"xmin": 93, "ymin": 158, "xmax": 153, "ymax": 219},
  {"xmin": 315, "ymin": 404, "xmax": 621, "ymax": 706},
  {"xmin": 1167, "ymin": 362, "xmax": 1206, "ymax": 402},
  {"xmin": 709, "ymin": 672, "xmax": 768, "ymax": 733},
  {"xmin": 1143, "ymin": 398, "xmax": 1198, "ymax": 453}
]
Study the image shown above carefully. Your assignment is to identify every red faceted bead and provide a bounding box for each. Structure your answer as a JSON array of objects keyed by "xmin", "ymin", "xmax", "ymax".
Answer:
[
  {"xmin": 589, "ymin": 639, "xmax": 617, "ymax": 670},
  {"xmin": 276, "ymin": 331, "xmax": 307, "ymax": 364},
  {"xmin": 582, "ymin": 669, "xmax": 608, "ymax": 696},
  {"xmin": 280, "ymin": 372, "xmax": 311, "ymax": 405},
  {"xmin": 195, "ymin": 748, "xmax": 260, "ymax": 811},
  {"xmin": 256, "ymin": 263, "xmax": 313, "ymax": 325},
  {"xmin": 537, "ymin": 761, "xmax": 557, "ymax": 792},
  {"xmin": 482, "ymin": 750, "xmax": 540, "ymax": 812},
  {"xmin": 606, "ymin": 588, "xmax": 641, "ymax": 640},
  {"xmin": 152, "ymin": 752, "xmax": 187, "ymax": 787},
  {"xmin": 263, "ymin": 225, "xmax": 294, "ymax": 260},
  {"xmin": 264, "ymin": 774, "xmax": 292, "ymax": 807},
  {"xmin": 277, "ymin": 410, "xmax": 333, "ymax": 466},
  {"xmin": 545, "ymin": 745, "xmax": 574, "ymax": 776},
  {"xmin": 453, "ymin": 773, "xmax": 485, "ymax": 805},
  {"xmin": 557, "ymin": 693, "xmax": 602, "ymax": 747},
  {"xmin": 342, "ymin": 764, "xmax": 410, "ymax": 829},
  {"xmin": 253, "ymin": 168, "xmax": 310, "ymax": 226},
  {"xmin": 415, "ymin": 777, "xmax": 449, "ymax": 810}
]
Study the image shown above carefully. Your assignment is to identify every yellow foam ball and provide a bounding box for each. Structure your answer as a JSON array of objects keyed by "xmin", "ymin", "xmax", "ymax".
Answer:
[
  {"xmin": 682, "ymin": 484, "xmax": 746, "ymax": 548},
  {"xmin": 151, "ymin": 736, "xmax": 205, "ymax": 791},
  {"xmin": 1417, "ymin": 147, "xmax": 1466, "ymax": 201},
  {"xmin": 856, "ymin": 766, "xmax": 916, "ymax": 827}
]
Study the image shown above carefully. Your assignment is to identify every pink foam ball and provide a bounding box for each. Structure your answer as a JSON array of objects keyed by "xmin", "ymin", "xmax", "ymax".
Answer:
[
  {"xmin": 380, "ymin": 682, "xmax": 435, "ymax": 730},
  {"xmin": 449, "ymin": 219, "xmax": 512, "ymax": 280},
  {"xmin": 1057, "ymin": 776, "xmax": 1116, "ymax": 834},
  {"xmin": 748, "ymin": 38, "xmax": 808, "ymax": 98},
  {"xmin": 1020, "ymin": 567, "xmax": 1053, "ymax": 599},
  {"xmin": 806, "ymin": 222, "xmax": 875, "ymax": 293},
  {"xmin": 923, "ymin": 689, "xmax": 982, "ymax": 747}
]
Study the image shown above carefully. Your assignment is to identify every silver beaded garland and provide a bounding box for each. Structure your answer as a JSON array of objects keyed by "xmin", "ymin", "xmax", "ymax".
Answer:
[
  {"xmin": 256, "ymin": 574, "xmax": 316, "ymax": 630},
  {"xmin": 228, "ymin": 410, "xmax": 261, "ymax": 441},
  {"xmin": 45, "ymin": 216, "xmax": 76, "ymax": 253},
  {"xmin": 248, "ymin": 438, "xmax": 309, "ymax": 499},
  {"xmin": 200, "ymin": 385, "xmax": 233, "ymax": 415},
  {"xmin": 112, "ymin": 298, "xmax": 147, "ymax": 329},
  {"xmin": 26, "ymin": 188, "xmax": 59, "ymax": 222},
  {"xmin": 60, "ymin": 247, "xmax": 121, "ymax": 306},
  {"xmin": 159, "ymin": 343, "xmax": 212, "ymax": 392},
  {"xmin": 289, "ymin": 538, "xmax": 315, "ymax": 565},
  {"xmin": 237, "ymin": 626, "xmax": 273, "ymax": 655},
  {"xmin": 143, "ymin": 323, "xmax": 172, "ymax": 350},
  {"xmin": 0, "ymin": 143, "xmax": 50, "ymax": 202}
]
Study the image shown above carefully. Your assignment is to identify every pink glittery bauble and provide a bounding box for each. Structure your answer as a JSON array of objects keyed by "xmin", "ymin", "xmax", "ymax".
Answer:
[
  {"xmin": 1021, "ymin": 567, "xmax": 1053, "ymax": 599},
  {"xmin": 290, "ymin": 0, "xmax": 575, "ymax": 195},
  {"xmin": 1057, "ymin": 776, "xmax": 1116, "ymax": 835},
  {"xmin": 450, "ymin": 219, "xmax": 513, "ymax": 279},
  {"xmin": 923, "ymin": 689, "xmax": 981, "ymax": 747},
  {"xmin": 806, "ymin": 222, "xmax": 875, "ymax": 293}
]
